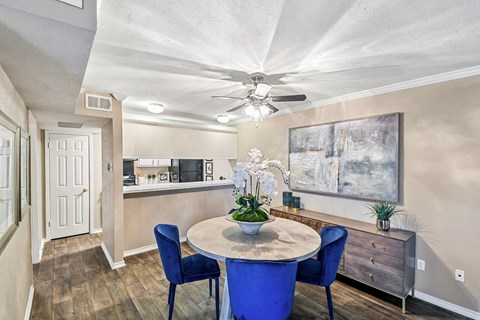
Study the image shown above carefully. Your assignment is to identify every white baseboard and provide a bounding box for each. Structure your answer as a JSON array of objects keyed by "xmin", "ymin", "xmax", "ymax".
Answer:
[
  {"xmin": 33, "ymin": 239, "xmax": 45, "ymax": 264},
  {"xmin": 415, "ymin": 290, "xmax": 480, "ymax": 320},
  {"xmin": 24, "ymin": 285, "xmax": 34, "ymax": 320},
  {"xmin": 123, "ymin": 236, "xmax": 187, "ymax": 258},
  {"xmin": 90, "ymin": 228, "xmax": 103, "ymax": 234},
  {"xmin": 100, "ymin": 242, "xmax": 126, "ymax": 270},
  {"xmin": 124, "ymin": 244, "xmax": 157, "ymax": 257}
]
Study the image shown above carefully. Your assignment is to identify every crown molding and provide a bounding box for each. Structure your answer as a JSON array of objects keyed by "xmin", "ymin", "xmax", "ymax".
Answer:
[
  {"xmin": 122, "ymin": 112, "xmax": 238, "ymax": 133},
  {"xmin": 290, "ymin": 65, "xmax": 480, "ymax": 113}
]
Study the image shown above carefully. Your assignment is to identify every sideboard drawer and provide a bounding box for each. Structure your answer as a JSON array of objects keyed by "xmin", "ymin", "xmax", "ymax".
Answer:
[
  {"xmin": 344, "ymin": 263, "xmax": 404, "ymax": 295},
  {"xmin": 347, "ymin": 229, "xmax": 404, "ymax": 258},
  {"xmin": 345, "ymin": 244, "xmax": 404, "ymax": 275},
  {"xmin": 344, "ymin": 244, "xmax": 404, "ymax": 292}
]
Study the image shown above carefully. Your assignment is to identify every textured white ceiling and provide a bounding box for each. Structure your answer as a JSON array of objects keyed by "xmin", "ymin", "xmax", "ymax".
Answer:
[
  {"xmin": 82, "ymin": 0, "xmax": 480, "ymax": 125},
  {"xmin": 1, "ymin": 1, "xmax": 480, "ymax": 128},
  {"xmin": 0, "ymin": 0, "xmax": 98, "ymax": 127}
]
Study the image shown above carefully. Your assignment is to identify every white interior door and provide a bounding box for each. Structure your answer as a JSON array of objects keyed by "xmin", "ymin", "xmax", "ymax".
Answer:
[{"xmin": 49, "ymin": 133, "xmax": 90, "ymax": 239}]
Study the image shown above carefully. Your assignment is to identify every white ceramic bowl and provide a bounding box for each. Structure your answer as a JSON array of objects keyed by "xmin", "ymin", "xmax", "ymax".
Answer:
[{"xmin": 225, "ymin": 213, "xmax": 276, "ymax": 235}]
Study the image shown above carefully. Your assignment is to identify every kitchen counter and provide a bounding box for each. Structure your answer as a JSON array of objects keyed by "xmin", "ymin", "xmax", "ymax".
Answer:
[
  {"xmin": 123, "ymin": 179, "xmax": 234, "ymax": 254},
  {"xmin": 123, "ymin": 180, "xmax": 234, "ymax": 194}
]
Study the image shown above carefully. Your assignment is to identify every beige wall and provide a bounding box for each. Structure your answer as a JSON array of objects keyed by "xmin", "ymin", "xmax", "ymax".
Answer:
[
  {"xmin": 99, "ymin": 96, "xmax": 124, "ymax": 264},
  {"xmin": 77, "ymin": 90, "xmax": 124, "ymax": 263},
  {"xmin": 207, "ymin": 159, "xmax": 234, "ymax": 180},
  {"xmin": 0, "ymin": 66, "xmax": 28, "ymax": 129},
  {"xmin": 124, "ymin": 186, "xmax": 233, "ymax": 251},
  {"xmin": 0, "ymin": 211, "xmax": 33, "ymax": 319},
  {"xmin": 93, "ymin": 133, "xmax": 102, "ymax": 230},
  {"xmin": 29, "ymin": 111, "xmax": 44, "ymax": 263},
  {"xmin": 123, "ymin": 120, "xmax": 237, "ymax": 159},
  {"xmin": 236, "ymin": 76, "xmax": 480, "ymax": 312},
  {"xmin": 0, "ymin": 66, "xmax": 33, "ymax": 319},
  {"xmin": 102, "ymin": 120, "xmax": 115, "ymax": 256}
]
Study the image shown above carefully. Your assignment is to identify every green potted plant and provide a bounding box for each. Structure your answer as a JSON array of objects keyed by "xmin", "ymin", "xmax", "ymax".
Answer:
[{"xmin": 365, "ymin": 201, "xmax": 403, "ymax": 231}]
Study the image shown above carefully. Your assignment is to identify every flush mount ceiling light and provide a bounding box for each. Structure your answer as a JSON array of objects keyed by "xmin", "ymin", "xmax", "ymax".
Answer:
[
  {"xmin": 216, "ymin": 114, "xmax": 230, "ymax": 123},
  {"xmin": 147, "ymin": 103, "xmax": 164, "ymax": 113}
]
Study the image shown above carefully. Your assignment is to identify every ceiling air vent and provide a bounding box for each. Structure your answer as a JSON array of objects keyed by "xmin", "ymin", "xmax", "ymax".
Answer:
[
  {"xmin": 58, "ymin": 122, "xmax": 83, "ymax": 128},
  {"xmin": 85, "ymin": 94, "xmax": 112, "ymax": 112}
]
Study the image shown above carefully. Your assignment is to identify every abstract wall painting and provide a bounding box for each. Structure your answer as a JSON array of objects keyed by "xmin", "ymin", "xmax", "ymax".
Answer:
[{"xmin": 289, "ymin": 113, "xmax": 399, "ymax": 202}]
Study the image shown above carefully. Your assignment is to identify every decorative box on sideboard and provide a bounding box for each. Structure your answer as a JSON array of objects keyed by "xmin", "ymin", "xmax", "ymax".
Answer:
[{"xmin": 270, "ymin": 206, "xmax": 415, "ymax": 313}]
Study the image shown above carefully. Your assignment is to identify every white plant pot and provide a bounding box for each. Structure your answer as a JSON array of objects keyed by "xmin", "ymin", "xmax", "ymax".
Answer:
[{"xmin": 225, "ymin": 214, "xmax": 276, "ymax": 235}]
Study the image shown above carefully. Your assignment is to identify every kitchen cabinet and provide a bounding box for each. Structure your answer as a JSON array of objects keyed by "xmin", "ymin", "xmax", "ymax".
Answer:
[
  {"xmin": 123, "ymin": 121, "xmax": 237, "ymax": 159},
  {"xmin": 137, "ymin": 158, "xmax": 171, "ymax": 167}
]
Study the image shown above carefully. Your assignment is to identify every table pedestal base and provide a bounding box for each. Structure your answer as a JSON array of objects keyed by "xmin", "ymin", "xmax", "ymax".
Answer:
[{"xmin": 220, "ymin": 276, "xmax": 233, "ymax": 320}]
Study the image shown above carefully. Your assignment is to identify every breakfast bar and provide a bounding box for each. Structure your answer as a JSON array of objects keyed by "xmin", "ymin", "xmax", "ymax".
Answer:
[{"xmin": 123, "ymin": 180, "xmax": 234, "ymax": 255}]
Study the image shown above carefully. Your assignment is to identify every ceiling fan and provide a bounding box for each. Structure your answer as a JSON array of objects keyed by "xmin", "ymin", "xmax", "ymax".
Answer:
[{"xmin": 211, "ymin": 76, "xmax": 306, "ymax": 122}]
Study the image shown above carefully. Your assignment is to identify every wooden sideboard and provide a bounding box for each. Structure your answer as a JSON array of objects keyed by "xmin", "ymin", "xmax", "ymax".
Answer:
[{"xmin": 270, "ymin": 206, "xmax": 415, "ymax": 313}]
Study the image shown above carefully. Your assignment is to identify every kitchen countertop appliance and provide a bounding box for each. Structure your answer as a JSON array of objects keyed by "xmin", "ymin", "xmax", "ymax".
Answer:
[
  {"xmin": 171, "ymin": 159, "xmax": 203, "ymax": 182},
  {"xmin": 123, "ymin": 158, "xmax": 136, "ymax": 186}
]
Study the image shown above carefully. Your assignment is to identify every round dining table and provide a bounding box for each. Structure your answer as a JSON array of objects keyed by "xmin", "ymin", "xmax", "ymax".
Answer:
[{"xmin": 187, "ymin": 215, "xmax": 321, "ymax": 320}]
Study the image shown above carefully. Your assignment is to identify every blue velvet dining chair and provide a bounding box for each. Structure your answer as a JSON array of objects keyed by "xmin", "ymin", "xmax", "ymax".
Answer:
[
  {"xmin": 296, "ymin": 226, "xmax": 348, "ymax": 320},
  {"xmin": 154, "ymin": 224, "xmax": 220, "ymax": 320},
  {"xmin": 226, "ymin": 258, "xmax": 298, "ymax": 320}
]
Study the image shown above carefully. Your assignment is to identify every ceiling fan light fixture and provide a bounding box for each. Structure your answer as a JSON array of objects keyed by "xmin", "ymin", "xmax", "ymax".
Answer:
[
  {"xmin": 216, "ymin": 114, "xmax": 230, "ymax": 123},
  {"xmin": 242, "ymin": 102, "xmax": 272, "ymax": 123},
  {"xmin": 147, "ymin": 103, "xmax": 164, "ymax": 113},
  {"xmin": 213, "ymin": 75, "xmax": 306, "ymax": 126}
]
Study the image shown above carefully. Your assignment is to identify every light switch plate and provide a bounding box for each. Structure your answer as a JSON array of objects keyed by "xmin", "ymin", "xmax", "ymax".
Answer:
[{"xmin": 417, "ymin": 259, "xmax": 425, "ymax": 271}]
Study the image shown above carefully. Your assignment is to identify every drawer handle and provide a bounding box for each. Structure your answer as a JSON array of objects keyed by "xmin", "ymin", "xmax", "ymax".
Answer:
[
  {"xmin": 369, "ymin": 257, "xmax": 374, "ymax": 263},
  {"xmin": 370, "ymin": 241, "xmax": 375, "ymax": 247},
  {"xmin": 369, "ymin": 273, "xmax": 373, "ymax": 279}
]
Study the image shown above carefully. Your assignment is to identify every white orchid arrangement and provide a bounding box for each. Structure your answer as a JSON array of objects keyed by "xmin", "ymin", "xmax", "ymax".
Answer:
[{"xmin": 231, "ymin": 148, "xmax": 290, "ymax": 222}]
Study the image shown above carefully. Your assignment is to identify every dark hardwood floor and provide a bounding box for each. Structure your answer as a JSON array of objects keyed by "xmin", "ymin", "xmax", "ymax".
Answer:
[{"xmin": 31, "ymin": 233, "xmax": 470, "ymax": 319}]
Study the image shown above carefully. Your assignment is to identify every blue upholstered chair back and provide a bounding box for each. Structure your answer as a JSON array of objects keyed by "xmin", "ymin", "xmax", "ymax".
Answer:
[
  {"xmin": 154, "ymin": 224, "xmax": 183, "ymax": 284},
  {"xmin": 316, "ymin": 226, "xmax": 348, "ymax": 287},
  {"xmin": 226, "ymin": 259, "xmax": 298, "ymax": 320}
]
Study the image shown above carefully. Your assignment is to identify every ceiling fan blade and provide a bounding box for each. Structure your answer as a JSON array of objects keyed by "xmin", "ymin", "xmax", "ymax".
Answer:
[
  {"xmin": 271, "ymin": 94, "xmax": 307, "ymax": 102},
  {"xmin": 254, "ymin": 83, "xmax": 272, "ymax": 98},
  {"xmin": 226, "ymin": 103, "xmax": 247, "ymax": 113},
  {"xmin": 211, "ymin": 95, "xmax": 246, "ymax": 100},
  {"xmin": 266, "ymin": 103, "xmax": 279, "ymax": 113}
]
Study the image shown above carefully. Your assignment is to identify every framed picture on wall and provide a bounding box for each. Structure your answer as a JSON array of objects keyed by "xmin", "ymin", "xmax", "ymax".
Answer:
[
  {"xmin": 19, "ymin": 131, "xmax": 30, "ymax": 220},
  {"xmin": 289, "ymin": 113, "xmax": 399, "ymax": 202},
  {"xmin": 0, "ymin": 112, "xmax": 20, "ymax": 252},
  {"xmin": 205, "ymin": 162, "xmax": 213, "ymax": 175}
]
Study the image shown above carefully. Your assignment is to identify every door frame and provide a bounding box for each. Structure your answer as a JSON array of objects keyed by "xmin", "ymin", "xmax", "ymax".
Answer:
[{"xmin": 45, "ymin": 130, "xmax": 95, "ymax": 241}]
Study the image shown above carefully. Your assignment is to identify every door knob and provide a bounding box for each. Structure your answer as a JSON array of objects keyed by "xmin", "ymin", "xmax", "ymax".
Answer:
[{"xmin": 83, "ymin": 187, "xmax": 89, "ymax": 192}]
